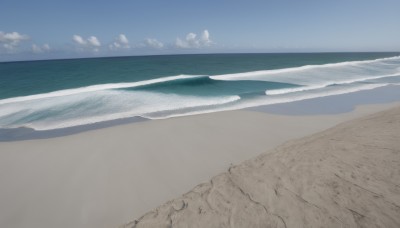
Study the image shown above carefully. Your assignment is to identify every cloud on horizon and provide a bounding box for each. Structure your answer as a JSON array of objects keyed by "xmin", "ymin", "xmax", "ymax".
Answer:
[
  {"xmin": 72, "ymin": 35, "xmax": 101, "ymax": 51},
  {"xmin": 144, "ymin": 38, "xmax": 164, "ymax": 49},
  {"xmin": 32, "ymin": 44, "xmax": 51, "ymax": 54},
  {"xmin": 109, "ymin": 34, "xmax": 130, "ymax": 50},
  {"xmin": 1, "ymin": 29, "xmax": 217, "ymax": 61},
  {"xmin": 175, "ymin": 30, "xmax": 212, "ymax": 49},
  {"xmin": 0, "ymin": 31, "xmax": 29, "ymax": 52}
]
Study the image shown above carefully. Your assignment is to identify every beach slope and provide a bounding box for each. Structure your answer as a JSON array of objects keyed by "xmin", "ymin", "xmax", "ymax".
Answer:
[{"xmin": 123, "ymin": 106, "xmax": 400, "ymax": 228}]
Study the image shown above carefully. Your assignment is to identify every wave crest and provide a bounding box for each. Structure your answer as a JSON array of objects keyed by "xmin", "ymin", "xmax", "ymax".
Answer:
[{"xmin": 0, "ymin": 74, "xmax": 205, "ymax": 105}]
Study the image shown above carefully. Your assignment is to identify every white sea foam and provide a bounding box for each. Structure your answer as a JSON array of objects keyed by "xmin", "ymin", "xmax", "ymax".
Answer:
[
  {"xmin": 143, "ymin": 83, "xmax": 390, "ymax": 119},
  {"xmin": 266, "ymin": 85, "xmax": 328, "ymax": 95},
  {"xmin": 258, "ymin": 83, "xmax": 389, "ymax": 107},
  {"xmin": 240, "ymin": 83, "xmax": 389, "ymax": 112},
  {"xmin": 1, "ymin": 56, "xmax": 398, "ymax": 106},
  {"xmin": 0, "ymin": 74, "xmax": 203, "ymax": 105},
  {"xmin": 210, "ymin": 56, "xmax": 400, "ymax": 91},
  {"xmin": 211, "ymin": 56, "xmax": 400, "ymax": 81},
  {"xmin": 265, "ymin": 73, "xmax": 400, "ymax": 95},
  {"xmin": 0, "ymin": 82, "xmax": 391, "ymax": 131},
  {"xmin": 1, "ymin": 90, "xmax": 240, "ymax": 130},
  {"xmin": 1, "ymin": 55, "xmax": 399, "ymax": 131}
]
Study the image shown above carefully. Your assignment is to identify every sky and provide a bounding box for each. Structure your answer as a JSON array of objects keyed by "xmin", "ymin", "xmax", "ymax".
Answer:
[{"xmin": 0, "ymin": 0, "xmax": 399, "ymax": 61}]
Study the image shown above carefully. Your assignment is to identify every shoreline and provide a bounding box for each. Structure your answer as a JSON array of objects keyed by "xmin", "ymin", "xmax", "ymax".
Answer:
[
  {"xmin": 1, "ymin": 84, "xmax": 400, "ymax": 142},
  {"xmin": 248, "ymin": 84, "xmax": 400, "ymax": 115},
  {"xmin": 0, "ymin": 116, "xmax": 148, "ymax": 142},
  {"xmin": 0, "ymin": 96, "xmax": 399, "ymax": 228}
]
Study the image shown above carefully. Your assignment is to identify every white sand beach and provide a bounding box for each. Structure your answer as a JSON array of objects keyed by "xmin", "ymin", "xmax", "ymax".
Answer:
[
  {"xmin": 0, "ymin": 102, "xmax": 399, "ymax": 228},
  {"xmin": 124, "ymin": 104, "xmax": 400, "ymax": 228}
]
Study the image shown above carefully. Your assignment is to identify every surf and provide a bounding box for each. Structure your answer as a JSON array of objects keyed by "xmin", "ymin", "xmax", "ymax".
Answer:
[
  {"xmin": 0, "ymin": 74, "xmax": 205, "ymax": 105},
  {"xmin": 1, "ymin": 54, "xmax": 399, "ymax": 131},
  {"xmin": 210, "ymin": 55, "xmax": 400, "ymax": 82}
]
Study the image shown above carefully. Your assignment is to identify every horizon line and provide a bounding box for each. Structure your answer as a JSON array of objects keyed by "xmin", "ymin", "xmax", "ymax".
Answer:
[{"xmin": 1, "ymin": 51, "xmax": 400, "ymax": 64}]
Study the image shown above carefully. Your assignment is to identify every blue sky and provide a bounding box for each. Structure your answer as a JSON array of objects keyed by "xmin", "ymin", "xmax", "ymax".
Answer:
[{"xmin": 1, "ymin": 0, "xmax": 399, "ymax": 61}]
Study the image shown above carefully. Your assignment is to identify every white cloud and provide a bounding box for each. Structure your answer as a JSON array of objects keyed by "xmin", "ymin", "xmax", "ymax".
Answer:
[
  {"xmin": 0, "ymin": 31, "xmax": 29, "ymax": 52},
  {"xmin": 200, "ymin": 30, "xmax": 212, "ymax": 46},
  {"xmin": 118, "ymin": 34, "xmax": 129, "ymax": 45},
  {"xmin": 0, "ymin": 31, "xmax": 29, "ymax": 44},
  {"xmin": 144, "ymin": 38, "xmax": 164, "ymax": 49},
  {"xmin": 87, "ymin": 36, "xmax": 101, "ymax": 47},
  {"xmin": 43, "ymin": 44, "xmax": 51, "ymax": 51},
  {"xmin": 72, "ymin": 35, "xmax": 86, "ymax": 45},
  {"xmin": 72, "ymin": 35, "xmax": 101, "ymax": 51},
  {"xmin": 175, "ymin": 30, "xmax": 212, "ymax": 49},
  {"xmin": 32, "ymin": 44, "xmax": 51, "ymax": 53},
  {"xmin": 32, "ymin": 44, "xmax": 41, "ymax": 53},
  {"xmin": 109, "ymin": 34, "xmax": 130, "ymax": 50},
  {"xmin": 109, "ymin": 42, "xmax": 120, "ymax": 50}
]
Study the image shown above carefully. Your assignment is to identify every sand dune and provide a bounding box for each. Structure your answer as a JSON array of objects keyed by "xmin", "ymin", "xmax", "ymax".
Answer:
[{"xmin": 123, "ymin": 106, "xmax": 400, "ymax": 228}]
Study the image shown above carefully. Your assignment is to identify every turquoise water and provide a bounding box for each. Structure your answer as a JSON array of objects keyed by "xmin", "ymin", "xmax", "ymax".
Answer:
[{"xmin": 0, "ymin": 52, "xmax": 400, "ymax": 130}]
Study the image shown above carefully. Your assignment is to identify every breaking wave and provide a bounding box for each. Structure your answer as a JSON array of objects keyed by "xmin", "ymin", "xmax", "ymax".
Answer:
[{"xmin": 0, "ymin": 55, "xmax": 399, "ymax": 130}]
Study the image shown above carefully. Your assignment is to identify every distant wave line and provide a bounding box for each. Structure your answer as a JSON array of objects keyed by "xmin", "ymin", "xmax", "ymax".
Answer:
[
  {"xmin": 210, "ymin": 55, "xmax": 400, "ymax": 81},
  {"xmin": 265, "ymin": 73, "xmax": 400, "ymax": 95}
]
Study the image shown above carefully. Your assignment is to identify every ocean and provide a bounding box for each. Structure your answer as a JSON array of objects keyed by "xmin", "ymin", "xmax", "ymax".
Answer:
[{"xmin": 1, "ymin": 52, "xmax": 400, "ymax": 131}]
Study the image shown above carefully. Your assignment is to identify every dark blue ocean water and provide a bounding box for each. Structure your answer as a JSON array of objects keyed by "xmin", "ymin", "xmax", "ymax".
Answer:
[{"xmin": 0, "ymin": 52, "xmax": 399, "ymax": 130}]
